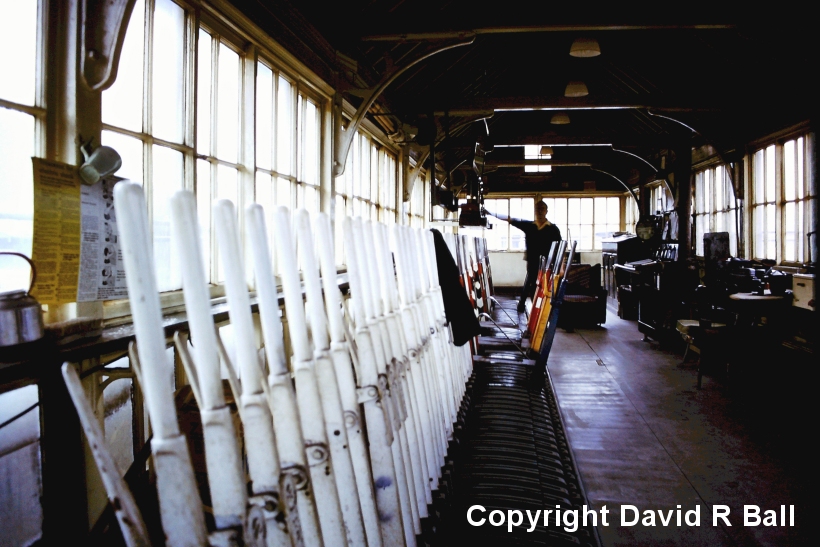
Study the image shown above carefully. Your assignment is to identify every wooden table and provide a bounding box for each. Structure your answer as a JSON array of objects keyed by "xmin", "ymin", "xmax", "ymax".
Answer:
[{"xmin": 727, "ymin": 292, "xmax": 788, "ymax": 327}]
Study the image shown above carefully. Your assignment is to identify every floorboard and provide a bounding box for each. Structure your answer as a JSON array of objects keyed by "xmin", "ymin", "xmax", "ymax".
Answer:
[{"xmin": 548, "ymin": 303, "xmax": 809, "ymax": 547}]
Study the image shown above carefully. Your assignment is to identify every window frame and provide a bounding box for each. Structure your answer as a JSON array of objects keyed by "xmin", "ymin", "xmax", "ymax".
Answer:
[
  {"xmin": 693, "ymin": 163, "xmax": 738, "ymax": 257},
  {"xmin": 0, "ymin": 0, "xmax": 48, "ymax": 294},
  {"xmin": 748, "ymin": 131, "xmax": 815, "ymax": 264}
]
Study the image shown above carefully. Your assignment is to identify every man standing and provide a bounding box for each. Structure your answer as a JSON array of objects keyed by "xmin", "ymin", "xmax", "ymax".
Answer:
[{"xmin": 485, "ymin": 200, "xmax": 562, "ymax": 312}]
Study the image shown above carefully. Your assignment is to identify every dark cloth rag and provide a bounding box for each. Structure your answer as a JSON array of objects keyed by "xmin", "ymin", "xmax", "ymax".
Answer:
[{"xmin": 430, "ymin": 229, "xmax": 481, "ymax": 346}]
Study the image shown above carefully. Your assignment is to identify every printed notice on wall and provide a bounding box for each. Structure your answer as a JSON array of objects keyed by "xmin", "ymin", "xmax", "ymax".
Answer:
[
  {"xmin": 30, "ymin": 158, "xmax": 82, "ymax": 304},
  {"xmin": 77, "ymin": 176, "xmax": 128, "ymax": 302}
]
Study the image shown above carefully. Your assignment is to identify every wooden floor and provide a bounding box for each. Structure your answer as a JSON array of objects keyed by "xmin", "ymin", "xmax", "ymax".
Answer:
[{"xmin": 547, "ymin": 301, "xmax": 810, "ymax": 547}]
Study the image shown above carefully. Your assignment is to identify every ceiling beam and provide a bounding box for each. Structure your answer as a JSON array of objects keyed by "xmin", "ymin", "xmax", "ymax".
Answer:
[
  {"xmin": 486, "ymin": 160, "xmax": 593, "ymax": 168},
  {"xmin": 361, "ymin": 25, "xmax": 735, "ymax": 42},
  {"xmin": 418, "ymin": 97, "xmax": 722, "ymax": 115}
]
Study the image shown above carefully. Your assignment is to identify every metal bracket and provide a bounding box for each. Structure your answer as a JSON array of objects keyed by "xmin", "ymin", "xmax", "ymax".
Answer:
[
  {"xmin": 304, "ymin": 442, "xmax": 330, "ymax": 466},
  {"xmin": 356, "ymin": 384, "xmax": 380, "ymax": 404},
  {"xmin": 81, "ymin": 0, "xmax": 137, "ymax": 91}
]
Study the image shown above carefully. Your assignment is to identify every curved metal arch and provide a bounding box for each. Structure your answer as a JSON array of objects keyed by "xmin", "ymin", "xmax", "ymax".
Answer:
[
  {"xmin": 333, "ymin": 36, "xmax": 476, "ymax": 178},
  {"xmin": 590, "ymin": 168, "xmax": 640, "ymax": 206},
  {"xmin": 646, "ymin": 109, "xmax": 737, "ymax": 193},
  {"xmin": 610, "ymin": 146, "xmax": 674, "ymax": 200},
  {"xmin": 647, "ymin": 109, "xmax": 743, "ymax": 253}
]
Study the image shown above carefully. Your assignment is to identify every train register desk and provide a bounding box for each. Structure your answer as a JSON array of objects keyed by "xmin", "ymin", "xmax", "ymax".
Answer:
[{"xmin": 614, "ymin": 242, "xmax": 683, "ymax": 341}]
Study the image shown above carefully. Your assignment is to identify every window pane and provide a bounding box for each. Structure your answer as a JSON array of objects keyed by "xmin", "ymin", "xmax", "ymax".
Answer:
[
  {"xmin": 360, "ymin": 137, "xmax": 370, "ymax": 200},
  {"xmin": 277, "ymin": 76, "xmax": 293, "ymax": 176},
  {"xmin": 299, "ymin": 184, "xmax": 317, "ymax": 212},
  {"xmin": 152, "ymin": 0, "xmax": 185, "ymax": 143},
  {"xmin": 796, "ymin": 137, "xmax": 805, "ymax": 199},
  {"xmin": 567, "ymin": 199, "xmax": 581, "ymax": 226},
  {"xmin": 197, "ymin": 29, "xmax": 212, "ymax": 155},
  {"xmin": 594, "ymin": 197, "xmax": 607, "ymax": 225},
  {"xmin": 256, "ymin": 63, "xmax": 273, "ymax": 170},
  {"xmin": 704, "ymin": 173, "xmax": 712, "ymax": 215},
  {"xmin": 277, "ymin": 177, "xmax": 293, "ymax": 210},
  {"xmin": 567, "ymin": 224, "xmax": 580, "ymax": 246},
  {"xmin": 254, "ymin": 172, "xmax": 276, "ymax": 267},
  {"xmin": 217, "ymin": 43, "xmax": 239, "ymax": 164},
  {"xmin": 765, "ymin": 204, "xmax": 776, "ymax": 259},
  {"xmin": 797, "ymin": 200, "xmax": 804, "ymax": 263},
  {"xmin": 784, "ymin": 201, "xmax": 796, "ymax": 262},
  {"xmin": 102, "ymin": 0, "xmax": 145, "ymax": 131},
  {"xmin": 196, "ymin": 159, "xmax": 211, "ymax": 278},
  {"xmin": 753, "ymin": 149, "xmax": 765, "ymax": 203},
  {"xmin": 765, "ymin": 145, "xmax": 775, "ymax": 202},
  {"xmin": 214, "ymin": 165, "xmax": 238, "ymax": 282},
  {"xmin": 0, "ymin": 0, "xmax": 37, "ymax": 105},
  {"xmin": 303, "ymin": 99, "xmax": 319, "ymax": 186},
  {"xmin": 350, "ymin": 136, "xmax": 360, "ymax": 198},
  {"xmin": 256, "ymin": 172, "xmax": 273, "ymax": 211},
  {"xmin": 152, "ymin": 146, "xmax": 183, "ymax": 291},
  {"xmin": 753, "ymin": 206, "xmax": 764, "ymax": 258},
  {"xmin": 580, "ymin": 224, "xmax": 593, "ymax": 251},
  {"xmin": 216, "ymin": 164, "xmax": 238, "ymax": 205},
  {"xmin": 0, "ymin": 109, "xmax": 35, "ymax": 292},
  {"xmin": 335, "ymin": 194, "xmax": 346, "ymax": 264},
  {"xmin": 696, "ymin": 215, "xmax": 706, "ymax": 256},
  {"xmin": 509, "ymin": 198, "xmax": 523, "ymax": 220},
  {"xmin": 607, "ymin": 197, "xmax": 620, "ymax": 224},
  {"xmin": 552, "ymin": 198, "xmax": 567, "ymax": 233},
  {"xmin": 715, "ymin": 169, "xmax": 725, "ymax": 211},
  {"xmin": 102, "ymin": 131, "xmax": 143, "ymax": 184}
]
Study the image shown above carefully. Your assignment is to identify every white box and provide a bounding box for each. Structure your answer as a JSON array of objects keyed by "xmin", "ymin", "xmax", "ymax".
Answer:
[{"xmin": 792, "ymin": 273, "xmax": 815, "ymax": 310}]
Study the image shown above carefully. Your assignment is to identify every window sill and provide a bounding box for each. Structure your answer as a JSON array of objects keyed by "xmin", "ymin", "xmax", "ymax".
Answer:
[{"xmin": 1, "ymin": 272, "xmax": 350, "ymax": 385}]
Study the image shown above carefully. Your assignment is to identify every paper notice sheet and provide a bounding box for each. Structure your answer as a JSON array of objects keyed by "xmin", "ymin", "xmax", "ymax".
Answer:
[
  {"xmin": 30, "ymin": 158, "xmax": 82, "ymax": 304},
  {"xmin": 77, "ymin": 176, "xmax": 128, "ymax": 301}
]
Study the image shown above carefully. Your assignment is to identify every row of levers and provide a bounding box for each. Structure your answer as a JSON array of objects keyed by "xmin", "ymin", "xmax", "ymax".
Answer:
[{"xmin": 65, "ymin": 180, "xmax": 594, "ymax": 547}]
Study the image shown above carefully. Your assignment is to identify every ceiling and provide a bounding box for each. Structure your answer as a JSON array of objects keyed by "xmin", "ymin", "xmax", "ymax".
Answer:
[{"xmin": 231, "ymin": 0, "xmax": 815, "ymax": 195}]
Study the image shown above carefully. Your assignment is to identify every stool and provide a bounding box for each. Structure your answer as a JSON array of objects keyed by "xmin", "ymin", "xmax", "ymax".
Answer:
[
  {"xmin": 676, "ymin": 319, "xmax": 727, "ymax": 388},
  {"xmin": 676, "ymin": 319, "xmax": 701, "ymax": 363}
]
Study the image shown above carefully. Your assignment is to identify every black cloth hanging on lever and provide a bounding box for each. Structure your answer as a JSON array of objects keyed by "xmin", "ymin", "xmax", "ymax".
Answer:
[{"xmin": 430, "ymin": 229, "xmax": 481, "ymax": 346}]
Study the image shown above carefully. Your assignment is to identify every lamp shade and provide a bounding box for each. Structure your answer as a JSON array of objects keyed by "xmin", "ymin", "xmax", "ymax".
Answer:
[
  {"xmin": 539, "ymin": 146, "xmax": 554, "ymax": 155},
  {"xmin": 570, "ymin": 37, "xmax": 601, "ymax": 58},
  {"xmin": 564, "ymin": 81, "xmax": 589, "ymax": 97},
  {"xmin": 551, "ymin": 112, "xmax": 570, "ymax": 125}
]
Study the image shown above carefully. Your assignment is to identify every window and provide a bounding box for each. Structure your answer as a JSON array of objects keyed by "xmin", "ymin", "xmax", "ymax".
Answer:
[
  {"xmin": 751, "ymin": 145, "xmax": 777, "ymax": 260},
  {"xmin": 750, "ymin": 135, "xmax": 814, "ymax": 263},
  {"xmin": 195, "ymin": 27, "xmax": 249, "ymax": 283},
  {"xmin": 380, "ymin": 151, "xmax": 398, "ymax": 224},
  {"xmin": 693, "ymin": 165, "xmax": 738, "ymax": 256},
  {"xmin": 524, "ymin": 145, "xmax": 551, "ymax": 173},
  {"xmin": 544, "ymin": 196, "xmax": 620, "ymax": 251},
  {"xmin": 405, "ymin": 170, "xmax": 426, "ymax": 228},
  {"xmin": 297, "ymin": 94, "xmax": 321, "ymax": 211},
  {"xmin": 335, "ymin": 128, "xmax": 401, "ymax": 263},
  {"xmin": 484, "ymin": 197, "xmax": 534, "ymax": 251},
  {"xmin": 0, "ymin": 0, "xmax": 43, "ymax": 292},
  {"xmin": 481, "ymin": 196, "xmax": 620, "ymax": 252},
  {"xmin": 782, "ymin": 136, "xmax": 813, "ymax": 263},
  {"xmin": 102, "ymin": 0, "xmax": 192, "ymax": 292}
]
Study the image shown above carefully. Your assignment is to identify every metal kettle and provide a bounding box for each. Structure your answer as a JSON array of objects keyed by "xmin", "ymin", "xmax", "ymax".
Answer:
[{"xmin": 0, "ymin": 252, "xmax": 45, "ymax": 347}]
